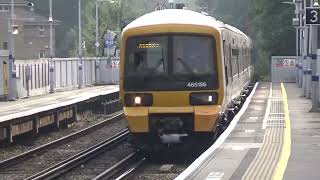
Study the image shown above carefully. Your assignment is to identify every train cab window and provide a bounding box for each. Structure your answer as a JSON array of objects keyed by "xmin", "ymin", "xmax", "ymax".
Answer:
[
  {"xmin": 125, "ymin": 36, "xmax": 169, "ymax": 77},
  {"xmin": 172, "ymin": 35, "xmax": 216, "ymax": 75},
  {"xmin": 124, "ymin": 34, "xmax": 218, "ymax": 91}
]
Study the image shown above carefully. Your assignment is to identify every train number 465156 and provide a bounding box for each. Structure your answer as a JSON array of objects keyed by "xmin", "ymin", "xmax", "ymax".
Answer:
[{"xmin": 187, "ymin": 82, "xmax": 207, "ymax": 88}]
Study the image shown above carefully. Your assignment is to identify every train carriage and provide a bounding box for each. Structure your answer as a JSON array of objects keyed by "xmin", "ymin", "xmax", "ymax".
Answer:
[{"xmin": 119, "ymin": 9, "xmax": 253, "ymax": 150}]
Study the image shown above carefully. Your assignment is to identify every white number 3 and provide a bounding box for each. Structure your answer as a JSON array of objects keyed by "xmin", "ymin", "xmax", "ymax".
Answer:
[{"xmin": 311, "ymin": 10, "xmax": 318, "ymax": 23}]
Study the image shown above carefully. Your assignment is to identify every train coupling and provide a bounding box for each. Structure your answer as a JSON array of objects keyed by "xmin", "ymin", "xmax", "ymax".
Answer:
[{"xmin": 160, "ymin": 134, "xmax": 188, "ymax": 144}]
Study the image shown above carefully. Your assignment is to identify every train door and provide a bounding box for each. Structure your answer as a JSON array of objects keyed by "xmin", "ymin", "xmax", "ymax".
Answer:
[
  {"xmin": 223, "ymin": 40, "xmax": 231, "ymax": 104},
  {"xmin": 231, "ymin": 44, "xmax": 240, "ymax": 98},
  {"xmin": 223, "ymin": 40, "xmax": 228, "ymax": 86}
]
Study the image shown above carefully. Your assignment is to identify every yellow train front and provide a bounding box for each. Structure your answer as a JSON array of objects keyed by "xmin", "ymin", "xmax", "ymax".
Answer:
[{"xmin": 120, "ymin": 9, "xmax": 253, "ymax": 150}]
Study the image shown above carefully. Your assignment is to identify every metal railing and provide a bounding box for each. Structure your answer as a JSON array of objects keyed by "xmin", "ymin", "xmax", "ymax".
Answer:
[{"xmin": 14, "ymin": 57, "xmax": 119, "ymax": 98}]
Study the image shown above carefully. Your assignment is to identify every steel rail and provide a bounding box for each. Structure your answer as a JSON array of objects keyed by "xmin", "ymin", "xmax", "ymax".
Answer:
[
  {"xmin": 0, "ymin": 112, "xmax": 123, "ymax": 169},
  {"xmin": 25, "ymin": 128, "xmax": 130, "ymax": 180},
  {"xmin": 93, "ymin": 153, "xmax": 146, "ymax": 180},
  {"xmin": 114, "ymin": 157, "xmax": 146, "ymax": 180}
]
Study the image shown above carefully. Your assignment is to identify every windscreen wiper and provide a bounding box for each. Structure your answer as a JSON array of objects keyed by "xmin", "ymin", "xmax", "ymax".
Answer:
[
  {"xmin": 143, "ymin": 58, "xmax": 165, "ymax": 81},
  {"xmin": 177, "ymin": 57, "xmax": 194, "ymax": 74},
  {"xmin": 176, "ymin": 57, "xmax": 202, "ymax": 80},
  {"xmin": 143, "ymin": 48, "xmax": 166, "ymax": 81}
]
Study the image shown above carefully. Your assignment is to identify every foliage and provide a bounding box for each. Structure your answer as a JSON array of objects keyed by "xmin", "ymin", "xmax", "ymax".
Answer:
[
  {"xmin": 29, "ymin": 0, "xmax": 166, "ymax": 57},
  {"xmin": 29, "ymin": 0, "xmax": 297, "ymax": 79},
  {"xmin": 190, "ymin": 0, "xmax": 296, "ymax": 80}
]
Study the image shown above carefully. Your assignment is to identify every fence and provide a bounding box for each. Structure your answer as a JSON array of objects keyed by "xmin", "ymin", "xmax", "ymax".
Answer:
[
  {"xmin": 53, "ymin": 58, "xmax": 96, "ymax": 89},
  {"xmin": 14, "ymin": 57, "xmax": 119, "ymax": 98},
  {"xmin": 271, "ymin": 56, "xmax": 298, "ymax": 83}
]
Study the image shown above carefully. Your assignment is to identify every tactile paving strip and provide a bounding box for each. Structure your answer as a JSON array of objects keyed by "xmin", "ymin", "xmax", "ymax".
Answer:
[{"xmin": 242, "ymin": 84, "xmax": 285, "ymax": 180}]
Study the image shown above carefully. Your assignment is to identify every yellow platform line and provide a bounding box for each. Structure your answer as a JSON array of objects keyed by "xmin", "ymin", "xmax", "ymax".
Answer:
[{"xmin": 273, "ymin": 83, "xmax": 291, "ymax": 180}]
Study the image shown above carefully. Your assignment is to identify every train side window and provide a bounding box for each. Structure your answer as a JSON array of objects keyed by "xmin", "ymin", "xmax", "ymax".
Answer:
[{"xmin": 232, "ymin": 48, "xmax": 239, "ymax": 76}]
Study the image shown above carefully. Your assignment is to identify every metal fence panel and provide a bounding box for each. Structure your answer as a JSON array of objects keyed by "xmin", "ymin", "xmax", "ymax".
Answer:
[
  {"xmin": 99, "ymin": 57, "xmax": 119, "ymax": 85},
  {"xmin": 271, "ymin": 56, "xmax": 298, "ymax": 83},
  {"xmin": 14, "ymin": 57, "xmax": 118, "ymax": 98}
]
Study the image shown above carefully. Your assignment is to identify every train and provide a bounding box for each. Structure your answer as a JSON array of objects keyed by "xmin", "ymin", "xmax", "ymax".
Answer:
[{"xmin": 119, "ymin": 9, "xmax": 254, "ymax": 151}]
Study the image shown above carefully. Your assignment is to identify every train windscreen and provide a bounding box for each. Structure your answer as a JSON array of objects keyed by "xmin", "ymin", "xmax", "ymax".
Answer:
[{"xmin": 124, "ymin": 34, "xmax": 218, "ymax": 91}]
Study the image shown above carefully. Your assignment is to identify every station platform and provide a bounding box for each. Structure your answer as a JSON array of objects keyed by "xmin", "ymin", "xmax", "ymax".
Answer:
[
  {"xmin": 0, "ymin": 85, "xmax": 119, "ymax": 123},
  {"xmin": 176, "ymin": 82, "xmax": 320, "ymax": 180},
  {"xmin": 0, "ymin": 85, "xmax": 119, "ymax": 142}
]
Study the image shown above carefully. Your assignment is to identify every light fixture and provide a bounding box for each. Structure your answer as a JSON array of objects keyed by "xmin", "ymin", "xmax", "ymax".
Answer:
[
  {"xmin": 134, "ymin": 96, "xmax": 142, "ymax": 105},
  {"xmin": 12, "ymin": 25, "xmax": 19, "ymax": 35},
  {"xmin": 190, "ymin": 92, "xmax": 218, "ymax": 105},
  {"xmin": 27, "ymin": 2, "xmax": 34, "ymax": 11},
  {"xmin": 124, "ymin": 93, "xmax": 153, "ymax": 106}
]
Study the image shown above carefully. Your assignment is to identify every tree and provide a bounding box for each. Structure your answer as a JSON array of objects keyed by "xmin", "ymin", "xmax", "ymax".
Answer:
[
  {"xmin": 191, "ymin": 0, "xmax": 296, "ymax": 79},
  {"xmin": 29, "ymin": 0, "xmax": 167, "ymax": 57}
]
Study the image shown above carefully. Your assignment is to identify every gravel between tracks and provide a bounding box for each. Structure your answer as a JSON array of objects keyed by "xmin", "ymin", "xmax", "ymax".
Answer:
[
  {"xmin": 0, "ymin": 112, "xmax": 127, "ymax": 180},
  {"xmin": 124, "ymin": 151, "xmax": 204, "ymax": 180},
  {"xmin": 126, "ymin": 163, "xmax": 188, "ymax": 180},
  {"xmin": 57, "ymin": 143, "xmax": 134, "ymax": 180},
  {"xmin": 0, "ymin": 112, "xmax": 118, "ymax": 161}
]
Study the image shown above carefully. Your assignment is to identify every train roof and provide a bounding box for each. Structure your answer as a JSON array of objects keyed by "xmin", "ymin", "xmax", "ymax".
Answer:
[
  {"xmin": 124, "ymin": 9, "xmax": 222, "ymax": 31},
  {"xmin": 123, "ymin": 9, "xmax": 249, "ymax": 39}
]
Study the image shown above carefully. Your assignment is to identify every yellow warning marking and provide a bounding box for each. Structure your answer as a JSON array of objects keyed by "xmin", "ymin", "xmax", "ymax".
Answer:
[{"xmin": 273, "ymin": 83, "xmax": 291, "ymax": 180}]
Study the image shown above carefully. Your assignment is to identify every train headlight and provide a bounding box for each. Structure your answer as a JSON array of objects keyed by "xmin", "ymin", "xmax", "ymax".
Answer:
[
  {"xmin": 124, "ymin": 93, "xmax": 153, "ymax": 106},
  {"xmin": 189, "ymin": 92, "xmax": 218, "ymax": 105},
  {"xmin": 134, "ymin": 96, "xmax": 142, "ymax": 105}
]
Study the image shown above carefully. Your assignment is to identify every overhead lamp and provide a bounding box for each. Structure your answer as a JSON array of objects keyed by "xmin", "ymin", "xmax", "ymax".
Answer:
[
  {"xmin": 27, "ymin": 2, "xmax": 34, "ymax": 11},
  {"xmin": 12, "ymin": 25, "xmax": 18, "ymax": 35}
]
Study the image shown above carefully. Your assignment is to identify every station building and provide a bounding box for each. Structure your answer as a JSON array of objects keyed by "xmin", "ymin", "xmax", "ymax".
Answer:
[{"xmin": 0, "ymin": 0, "xmax": 59, "ymax": 99}]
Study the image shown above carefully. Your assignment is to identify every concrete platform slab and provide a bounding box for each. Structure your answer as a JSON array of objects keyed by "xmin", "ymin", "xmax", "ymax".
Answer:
[
  {"xmin": 284, "ymin": 83, "xmax": 320, "ymax": 180},
  {"xmin": 176, "ymin": 82, "xmax": 320, "ymax": 180},
  {"xmin": 0, "ymin": 85, "xmax": 119, "ymax": 123}
]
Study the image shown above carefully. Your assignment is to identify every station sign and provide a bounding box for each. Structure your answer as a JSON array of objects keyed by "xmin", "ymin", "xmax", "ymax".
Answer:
[
  {"xmin": 155, "ymin": 3, "xmax": 166, "ymax": 11},
  {"xmin": 275, "ymin": 58, "xmax": 296, "ymax": 68},
  {"xmin": 306, "ymin": 7, "xmax": 320, "ymax": 25},
  {"xmin": 111, "ymin": 60, "xmax": 120, "ymax": 69},
  {"xmin": 271, "ymin": 56, "xmax": 297, "ymax": 83},
  {"xmin": 104, "ymin": 30, "xmax": 117, "ymax": 48}
]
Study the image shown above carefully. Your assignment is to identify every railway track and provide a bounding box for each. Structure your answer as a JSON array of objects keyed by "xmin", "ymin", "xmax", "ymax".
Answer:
[
  {"xmin": 0, "ymin": 112, "xmax": 124, "ymax": 169},
  {"xmin": 25, "ymin": 129, "xmax": 130, "ymax": 180},
  {"xmin": 93, "ymin": 153, "xmax": 146, "ymax": 180},
  {"xmin": 0, "ymin": 112, "xmax": 129, "ymax": 179}
]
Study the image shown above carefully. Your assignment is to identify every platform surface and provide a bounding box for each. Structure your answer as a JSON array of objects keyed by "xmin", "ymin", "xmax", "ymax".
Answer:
[
  {"xmin": 0, "ymin": 85, "xmax": 119, "ymax": 123},
  {"xmin": 283, "ymin": 83, "xmax": 320, "ymax": 180},
  {"xmin": 176, "ymin": 82, "xmax": 320, "ymax": 180}
]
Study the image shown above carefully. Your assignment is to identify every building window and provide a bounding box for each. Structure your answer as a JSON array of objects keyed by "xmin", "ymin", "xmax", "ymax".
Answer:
[
  {"xmin": 1, "ymin": 5, "xmax": 9, "ymax": 11},
  {"xmin": 39, "ymin": 25, "xmax": 45, "ymax": 37},
  {"xmin": 0, "ymin": 5, "xmax": 10, "ymax": 11},
  {"xmin": 39, "ymin": 51, "xmax": 45, "ymax": 58},
  {"xmin": 3, "ymin": 42, "xmax": 8, "ymax": 50}
]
